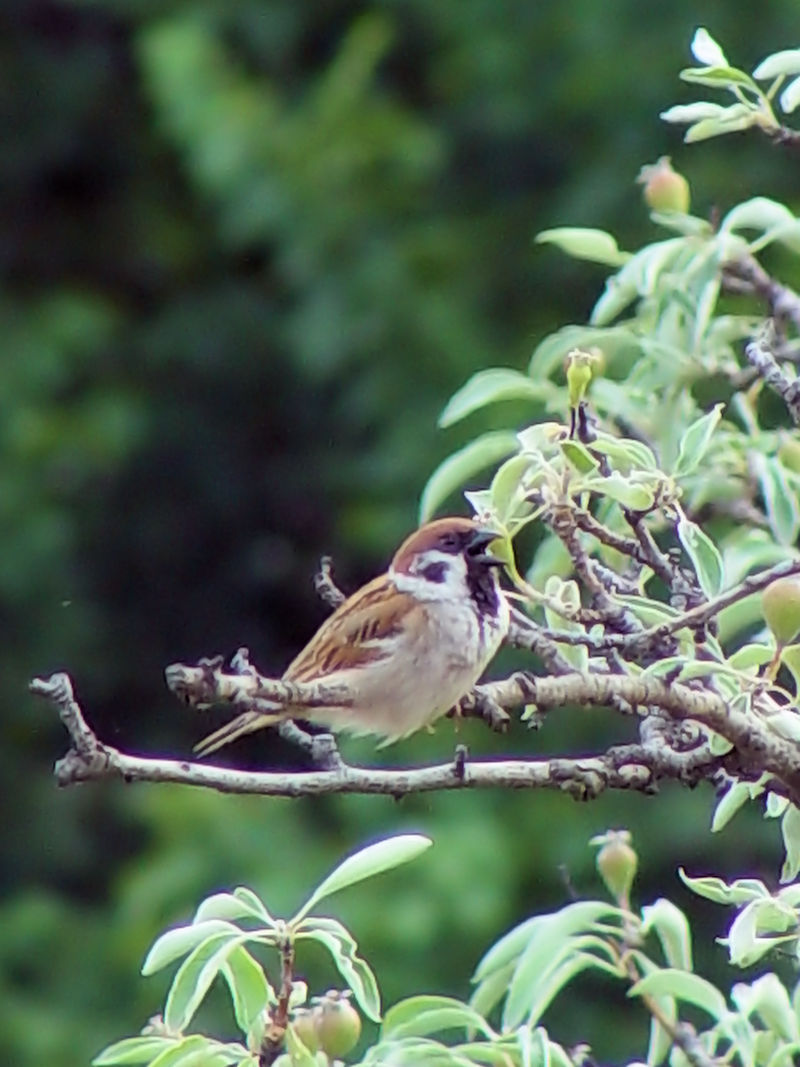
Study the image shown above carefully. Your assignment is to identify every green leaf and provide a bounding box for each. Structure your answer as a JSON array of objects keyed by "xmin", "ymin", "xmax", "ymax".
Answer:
[
  {"xmin": 779, "ymin": 644, "xmax": 800, "ymax": 697},
  {"xmin": 722, "ymin": 197, "xmax": 797, "ymax": 236},
  {"xmin": 640, "ymin": 899, "xmax": 693, "ymax": 970},
  {"xmin": 147, "ymin": 1036, "xmax": 240, "ymax": 1067},
  {"xmin": 754, "ymin": 454, "xmax": 800, "ymax": 545},
  {"xmin": 490, "ymin": 454, "xmax": 538, "ymax": 524},
  {"xmin": 684, "ymin": 104, "xmax": 756, "ymax": 142},
  {"xmin": 781, "ymin": 804, "xmax": 800, "ymax": 883},
  {"xmin": 680, "ymin": 66, "xmax": 758, "ymax": 92},
  {"xmin": 712, "ymin": 781, "xmax": 763, "ymax": 832},
  {"xmin": 586, "ymin": 472, "xmax": 655, "ymax": 511},
  {"xmin": 194, "ymin": 891, "xmax": 273, "ymax": 926},
  {"xmin": 661, "ymin": 102, "xmax": 731, "ymax": 124},
  {"xmin": 164, "ymin": 931, "xmax": 247, "ymax": 1033},
  {"xmin": 588, "ymin": 432, "xmax": 658, "ymax": 472},
  {"xmin": 469, "ymin": 962, "xmax": 515, "ymax": 1024},
  {"xmin": 93, "ymin": 1037, "xmax": 176, "ymax": 1065},
  {"xmin": 725, "ymin": 898, "xmax": 797, "ymax": 966},
  {"xmin": 298, "ymin": 925, "xmax": 381, "ymax": 1022},
  {"xmin": 535, "ymin": 227, "xmax": 629, "ymax": 266},
  {"xmin": 691, "ymin": 27, "xmax": 728, "ymax": 67},
  {"xmin": 727, "ymin": 644, "xmax": 774, "ymax": 672},
  {"xmin": 732, "ymin": 973, "xmax": 799, "ymax": 1041},
  {"xmin": 232, "ymin": 887, "xmax": 275, "ymax": 923},
  {"xmin": 505, "ymin": 945, "xmax": 615, "ymax": 1030},
  {"xmin": 679, "ymin": 869, "xmax": 768, "ymax": 905},
  {"xmin": 629, "ymin": 970, "xmax": 727, "ymax": 1021},
  {"xmin": 439, "ymin": 369, "xmax": 554, "ymax": 428},
  {"xmin": 382, "ymin": 996, "xmax": 493, "ymax": 1040},
  {"xmin": 613, "ymin": 595, "xmax": 682, "ymax": 628},
  {"xmin": 419, "ymin": 432, "xmax": 519, "ymax": 522},
  {"xmin": 560, "ymin": 440, "xmax": 599, "ymax": 473},
  {"xmin": 142, "ymin": 920, "xmax": 240, "ymax": 977},
  {"xmin": 472, "ymin": 916, "xmax": 541, "ymax": 982},
  {"xmin": 221, "ymin": 945, "xmax": 271, "ymax": 1035},
  {"xmin": 677, "ymin": 516, "xmax": 724, "ymax": 597},
  {"xmin": 293, "ymin": 834, "xmax": 432, "ymax": 924},
  {"xmin": 753, "ymin": 49, "xmax": 800, "ymax": 80},
  {"xmin": 673, "ymin": 404, "xmax": 723, "ymax": 477},
  {"xmin": 501, "ymin": 902, "xmax": 623, "ymax": 1029},
  {"xmin": 780, "ymin": 75, "xmax": 800, "ymax": 114}
]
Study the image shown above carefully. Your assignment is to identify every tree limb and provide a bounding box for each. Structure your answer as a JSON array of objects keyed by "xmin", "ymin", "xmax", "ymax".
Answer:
[{"xmin": 31, "ymin": 666, "xmax": 800, "ymax": 803}]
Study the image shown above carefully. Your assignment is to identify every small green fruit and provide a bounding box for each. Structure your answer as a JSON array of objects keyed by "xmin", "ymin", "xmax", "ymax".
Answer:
[
  {"xmin": 593, "ymin": 829, "xmax": 638, "ymax": 906},
  {"xmin": 290, "ymin": 1008, "xmax": 320, "ymax": 1053},
  {"xmin": 762, "ymin": 576, "xmax": 800, "ymax": 646},
  {"xmin": 637, "ymin": 157, "xmax": 690, "ymax": 214},
  {"xmin": 315, "ymin": 991, "xmax": 362, "ymax": 1058},
  {"xmin": 778, "ymin": 437, "xmax": 800, "ymax": 475}
]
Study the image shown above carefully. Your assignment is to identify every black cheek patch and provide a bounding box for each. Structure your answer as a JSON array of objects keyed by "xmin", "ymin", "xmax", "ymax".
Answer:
[{"xmin": 420, "ymin": 561, "xmax": 448, "ymax": 583}]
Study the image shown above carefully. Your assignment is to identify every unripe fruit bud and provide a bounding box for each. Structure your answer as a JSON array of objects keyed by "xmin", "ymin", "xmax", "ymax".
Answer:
[
  {"xmin": 314, "ymin": 991, "xmax": 362, "ymax": 1058},
  {"xmin": 762, "ymin": 576, "xmax": 800, "ymax": 647},
  {"xmin": 778, "ymin": 437, "xmax": 800, "ymax": 475},
  {"xmin": 637, "ymin": 157, "xmax": 690, "ymax": 214},
  {"xmin": 592, "ymin": 829, "xmax": 638, "ymax": 906},
  {"xmin": 290, "ymin": 1008, "xmax": 321, "ymax": 1053},
  {"xmin": 565, "ymin": 348, "xmax": 595, "ymax": 409}
]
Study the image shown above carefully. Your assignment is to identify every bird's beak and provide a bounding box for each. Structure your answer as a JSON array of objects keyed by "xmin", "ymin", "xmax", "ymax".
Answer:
[{"xmin": 466, "ymin": 527, "xmax": 506, "ymax": 567}]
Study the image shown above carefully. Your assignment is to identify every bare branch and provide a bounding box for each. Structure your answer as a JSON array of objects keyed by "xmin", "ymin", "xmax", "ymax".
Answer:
[
  {"xmin": 314, "ymin": 555, "xmax": 346, "ymax": 609},
  {"xmin": 544, "ymin": 555, "xmax": 800, "ymax": 656},
  {"xmin": 744, "ymin": 321, "xmax": 800, "ymax": 424},
  {"xmin": 32, "ymin": 665, "xmax": 800, "ymax": 804},
  {"xmin": 31, "ymin": 670, "xmax": 728, "ymax": 799},
  {"xmin": 723, "ymin": 255, "xmax": 800, "ymax": 332},
  {"xmin": 479, "ymin": 671, "xmax": 800, "ymax": 801}
]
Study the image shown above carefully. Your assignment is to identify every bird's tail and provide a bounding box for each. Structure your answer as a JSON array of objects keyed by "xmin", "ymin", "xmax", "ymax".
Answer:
[{"xmin": 193, "ymin": 709, "xmax": 283, "ymax": 757}]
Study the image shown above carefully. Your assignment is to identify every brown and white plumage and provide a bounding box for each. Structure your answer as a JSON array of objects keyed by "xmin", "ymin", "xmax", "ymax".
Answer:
[{"xmin": 193, "ymin": 517, "xmax": 509, "ymax": 755}]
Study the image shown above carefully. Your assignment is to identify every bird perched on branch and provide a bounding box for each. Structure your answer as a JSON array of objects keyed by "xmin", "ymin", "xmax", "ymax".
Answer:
[{"xmin": 193, "ymin": 516, "xmax": 510, "ymax": 754}]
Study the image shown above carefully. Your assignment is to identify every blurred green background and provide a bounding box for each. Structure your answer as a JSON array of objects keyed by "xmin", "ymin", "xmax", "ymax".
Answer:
[{"xmin": 3, "ymin": 2, "xmax": 799, "ymax": 1063}]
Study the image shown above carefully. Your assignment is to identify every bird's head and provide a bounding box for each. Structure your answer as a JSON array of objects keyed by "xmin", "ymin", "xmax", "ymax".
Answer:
[{"xmin": 390, "ymin": 517, "xmax": 505, "ymax": 610}]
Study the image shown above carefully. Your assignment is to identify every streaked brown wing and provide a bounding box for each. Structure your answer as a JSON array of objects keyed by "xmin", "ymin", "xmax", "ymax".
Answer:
[{"xmin": 284, "ymin": 574, "xmax": 416, "ymax": 682}]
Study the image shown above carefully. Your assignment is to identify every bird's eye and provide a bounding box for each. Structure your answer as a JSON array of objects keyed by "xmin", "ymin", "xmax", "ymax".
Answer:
[{"xmin": 438, "ymin": 533, "xmax": 459, "ymax": 551}]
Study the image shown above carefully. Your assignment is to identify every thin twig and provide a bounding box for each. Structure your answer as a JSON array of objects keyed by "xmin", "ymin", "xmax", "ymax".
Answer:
[{"xmin": 744, "ymin": 321, "xmax": 800, "ymax": 425}]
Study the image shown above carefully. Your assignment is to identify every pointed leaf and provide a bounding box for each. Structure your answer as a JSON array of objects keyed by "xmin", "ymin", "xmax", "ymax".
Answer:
[
  {"xmin": 712, "ymin": 781, "xmax": 757, "ymax": 832},
  {"xmin": 439, "ymin": 369, "xmax": 555, "ymax": 428},
  {"xmin": 781, "ymin": 75, "xmax": 800, "ymax": 114},
  {"xmin": 677, "ymin": 516, "xmax": 724, "ymax": 597},
  {"xmin": 382, "ymin": 996, "xmax": 493, "ymax": 1040},
  {"xmin": 92, "ymin": 1037, "xmax": 176, "ymax": 1065},
  {"xmin": 754, "ymin": 454, "xmax": 800, "ymax": 546},
  {"xmin": 781, "ymin": 804, "xmax": 800, "ymax": 883},
  {"xmin": 164, "ymin": 931, "xmax": 248, "ymax": 1033},
  {"xmin": 419, "ymin": 432, "xmax": 518, "ymax": 522},
  {"xmin": 674, "ymin": 404, "xmax": 723, "ymax": 477},
  {"xmin": 298, "ymin": 927, "xmax": 381, "ymax": 1022},
  {"xmin": 194, "ymin": 891, "xmax": 273, "ymax": 926},
  {"xmin": 679, "ymin": 869, "xmax": 768, "ymax": 905},
  {"xmin": 753, "ymin": 49, "xmax": 800, "ymax": 80},
  {"xmin": 142, "ymin": 921, "xmax": 240, "ymax": 977},
  {"xmin": 293, "ymin": 834, "xmax": 432, "ymax": 924},
  {"xmin": 535, "ymin": 227, "xmax": 629, "ymax": 266},
  {"xmin": 661, "ymin": 102, "xmax": 730, "ymax": 124},
  {"xmin": 587, "ymin": 473, "xmax": 655, "ymax": 511},
  {"xmin": 221, "ymin": 945, "xmax": 271, "ymax": 1034},
  {"xmin": 629, "ymin": 969, "xmax": 727, "ymax": 1020},
  {"xmin": 641, "ymin": 899, "xmax": 693, "ymax": 971},
  {"xmin": 691, "ymin": 28, "xmax": 727, "ymax": 67}
]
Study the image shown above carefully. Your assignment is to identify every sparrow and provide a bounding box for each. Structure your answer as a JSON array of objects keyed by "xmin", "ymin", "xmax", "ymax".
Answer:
[{"xmin": 193, "ymin": 516, "xmax": 510, "ymax": 755}]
